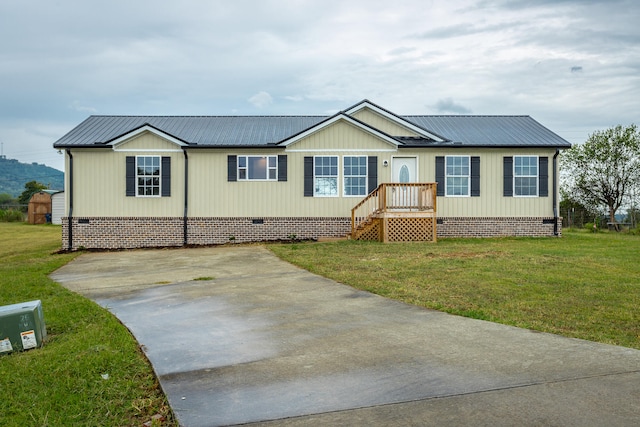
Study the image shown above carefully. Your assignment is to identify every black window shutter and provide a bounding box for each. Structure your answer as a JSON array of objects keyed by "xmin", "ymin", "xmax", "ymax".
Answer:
[
  {"xmin": 503, "ymin": 157, "xmax": 513, "ymax": 197},
  {"xmin": 304, "ymin": 157, "xmax": 313, "ymax": 197},
  {"xmin": 367, "ymin": 156, "xmax": 378, "ymax": 193},
  {"xmin": 435, "ymin": 156, "xmax": 445, "ymax": 196},
  {"xmin": 278, "ymin": 155, "xmax": 287, "ymax": 182},
  {"xmin": 227, "ymin": 155, "xmax": 237, "ymax": 182},
  {"xmin": 126, "ymin": 156, "xmax": 136, "ymax": 196},
  {"xmin": 161, "ymin": 157, "xmax": 171, "ymax": 197},
  {"xmin": 471, "ymin": 156, "xmax": 480, "ymax": 197},
  {"xmin": 539, "ymin": 156, "xmax": 549, "ymax": 197}
]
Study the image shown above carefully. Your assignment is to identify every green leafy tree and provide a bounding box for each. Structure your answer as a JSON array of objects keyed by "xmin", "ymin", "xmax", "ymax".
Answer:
[
  {"xmin": 561, "ymin": 124, "xmax": 640, "ymax": 225},
  {"xmin": 18, "ymin": 181, "xmax": 48, "ymax": 205}
]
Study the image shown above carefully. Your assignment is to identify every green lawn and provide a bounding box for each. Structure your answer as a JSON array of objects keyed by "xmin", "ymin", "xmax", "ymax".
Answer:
[
  {"xmin": 269, "ymin": 230, "xmax": 640, "ymax": 350},
  {"xmin": 0, "ymin": 223, "xmax": 174, "ymax": 427}
]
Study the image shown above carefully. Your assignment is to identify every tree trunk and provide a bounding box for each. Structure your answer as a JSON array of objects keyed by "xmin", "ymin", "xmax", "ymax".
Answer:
[{"xmin": 609, "ymin": 207, "xmax": 619, "ymax": 231}]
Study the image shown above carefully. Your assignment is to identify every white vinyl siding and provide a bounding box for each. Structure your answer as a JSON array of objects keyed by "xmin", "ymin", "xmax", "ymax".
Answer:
[{"xmin": 65, "ymin": 127, "xmax": 557, "ymax": 219}]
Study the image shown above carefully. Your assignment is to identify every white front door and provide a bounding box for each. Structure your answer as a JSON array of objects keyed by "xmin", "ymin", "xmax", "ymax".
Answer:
[
  {"xmin": 392, "ymin": 157, "xmax": 417, "ymax": 183},
  {"xmin": 391, "ymin": 157, "xmax": 418, "ymax": 207}
]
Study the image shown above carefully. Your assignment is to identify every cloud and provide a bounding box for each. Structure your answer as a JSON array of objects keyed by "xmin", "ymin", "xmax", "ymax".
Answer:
[
  {"xmin": 434, "ymin": 98, "xmax": 472, "ymax": 114},
  {"xmin": 0, "ymin": 0, "xmax": 638, "ymax": 168},
  {"xmin": 248, "ymin": 92, "xmax": 274, "ymax": 109},
  {"xmin": 413, "ymin": 21, "xmax": 522, "ymax": 40},
  {"xmin": 69, "ymin": 101, "xmax": 98, "ymax": 114},
  {"xmin": 387, "ymin": 46, "xmax": 417, "ymax": 56}
]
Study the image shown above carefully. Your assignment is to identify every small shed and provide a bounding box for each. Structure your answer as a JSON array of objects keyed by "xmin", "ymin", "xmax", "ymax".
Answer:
[
  {"xmin": 27, "ymin": 192, "xmax": 52, "ymax": 224},
  {"xmin": 51, "ymin": 191, "xmax": 65, "ymax": 225}
]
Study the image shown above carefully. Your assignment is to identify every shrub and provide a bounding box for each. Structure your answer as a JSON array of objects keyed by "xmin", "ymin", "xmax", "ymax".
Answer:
[
  {"xmin": 0, "ymin": 208, "xmax": 25, "ymax": 222},
  {"xmin": 584, "ymin": 222, "xmax": 598, "ymax": 233}
]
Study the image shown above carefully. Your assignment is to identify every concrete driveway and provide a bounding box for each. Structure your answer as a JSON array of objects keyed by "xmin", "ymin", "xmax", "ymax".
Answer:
[{"xmin": 51, "ymin": 246, "xmax": 640, "ymax": 427}]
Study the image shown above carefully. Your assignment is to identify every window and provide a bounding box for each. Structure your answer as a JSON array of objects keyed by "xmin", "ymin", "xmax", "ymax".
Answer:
[
  {"xmin": 237, "ymin": 156, "xmax": 277, "ymax": 180},
  {"xmin": 126, "ymin": 156, "xmax": 170, "ymax": 197},
  {"xmin": 304, "ymin": 156, "xmax": 376, "ymax": 197},
  {"xmin": 514, "ymin": 156, "xmax": 538, "ymax": 196},
  {"xmin": 343, "ymin": 156, "xmax": 367, "ymax": 196},
  {"xmin": 137, "ymin": 156, "xmax": 161, "ymax": 196},
  {"xmin": 314, "ymin": 156, "xmax": 338, "ymax": 197},
  {"xmin": 445, "ymin": 156, "xmax": 470, "ymax": 196}
]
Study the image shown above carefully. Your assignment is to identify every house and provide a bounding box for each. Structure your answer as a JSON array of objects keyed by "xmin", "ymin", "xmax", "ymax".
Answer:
[{"xmin": 53, "ymin": 100, "xmax": 571, "ymax": 250}]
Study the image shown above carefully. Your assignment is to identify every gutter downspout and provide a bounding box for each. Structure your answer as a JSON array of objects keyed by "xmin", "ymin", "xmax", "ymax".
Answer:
[
  {"xmin": 553, "ymin": 148, "xmax": 560, "ymax": 236},
  {"xmin": 66, "ymin": 150, "xmax": 74, "ymax": 250},
  {"xmin": 183, "ymin": 149, "xmax": 188, "ymax": 246}
]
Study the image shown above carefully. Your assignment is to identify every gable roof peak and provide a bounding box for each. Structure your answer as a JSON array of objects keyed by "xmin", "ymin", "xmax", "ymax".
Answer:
[
  {"xmin": 110, "ymin": 123, "xmax": 188, "ymax": 147},
  {"xmin": 344, "ymin": 100, "xmax": 447, "ymax": 142},
  {"xmin": 277, "ymin": 110, "xmax": 402, "ymax": 148}
]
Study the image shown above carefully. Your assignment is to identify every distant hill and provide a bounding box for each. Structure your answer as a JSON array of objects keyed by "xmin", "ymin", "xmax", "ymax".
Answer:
[{"xmin": 0, "ymin": 156, "xmax": 64, "ymax": 197}]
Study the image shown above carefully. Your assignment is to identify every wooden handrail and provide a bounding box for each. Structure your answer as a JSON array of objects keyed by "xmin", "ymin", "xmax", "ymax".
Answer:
[{"xmin": 351, "ymin": 183, "xmax": 437, "ymax": 236}]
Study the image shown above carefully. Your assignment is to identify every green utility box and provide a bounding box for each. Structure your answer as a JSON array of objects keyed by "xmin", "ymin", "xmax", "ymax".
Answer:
[{"xmin": 0, "ymin": 300, "xmax": 47, "ymax": 354}]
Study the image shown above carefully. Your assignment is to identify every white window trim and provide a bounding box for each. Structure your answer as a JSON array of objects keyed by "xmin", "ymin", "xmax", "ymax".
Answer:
[
  {"xmin": 237, "ymin": 155, "xmax": 278, "ymax": 181},
  {"xmin": 313, "ymin": 155, "xmax": 339, "ymax": 197},
  {"xmin": 445, "ymin": 155, "xmax": 470, "ymax": 197},
  {"xmin": 343, "ymin": 155, "xmax": 368, "ymax": 197},
  {"xmin": 513, "ymin": 155, "xmax": 539, "ymax": 197},
  {"xmin": 136, "ymin": 155, "xmax": 161, "ymax": 198}
]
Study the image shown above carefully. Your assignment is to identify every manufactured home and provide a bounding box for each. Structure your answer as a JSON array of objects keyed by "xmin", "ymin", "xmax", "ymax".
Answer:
[{"xmin": 53, "ymin": 100, "xmax": 570, "ymax": 250}]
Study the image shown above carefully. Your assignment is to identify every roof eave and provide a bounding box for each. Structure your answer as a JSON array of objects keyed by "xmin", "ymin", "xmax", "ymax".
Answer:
[
  {"xmin": 53, "ymin": 143, "xmax": 113, "ymax": 149},
  {"xmin": 184, "ymin": 144, "xmax": 284, "ymax": 149},
  {"xmin": 397, "ymin": 143, "xmax": 572, "ymax": 149}
]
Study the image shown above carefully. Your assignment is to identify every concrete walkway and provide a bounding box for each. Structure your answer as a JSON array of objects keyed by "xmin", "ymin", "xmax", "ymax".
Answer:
[{"xmin": 51, "ymin": 246, "xmax": 640, "ymax": 427}]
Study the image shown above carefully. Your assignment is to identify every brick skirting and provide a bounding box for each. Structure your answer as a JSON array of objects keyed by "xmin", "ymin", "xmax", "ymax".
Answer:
[
  {"xmin": 436, "ymin": 217, "xmax": 562, "ymax": 238},
  {"xmin": 187, "ymin": 217, "xmax": 351, "ymax": 246},
  {"xmin": 61, "ymin": 216, "xmax": 562, "ymax": 250},
  {"xmin": 61, "ymin": 217, "xmax": 352, "ymax": 250}
]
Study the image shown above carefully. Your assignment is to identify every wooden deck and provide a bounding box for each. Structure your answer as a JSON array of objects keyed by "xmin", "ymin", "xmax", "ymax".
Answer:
[{"xmin": 351, "ymin": 183, "xmax": 437, "ymax": 242}]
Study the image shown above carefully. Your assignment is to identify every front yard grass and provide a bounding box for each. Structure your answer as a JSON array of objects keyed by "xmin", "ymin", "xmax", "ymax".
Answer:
[
  {"xmin": 0, "ymin": 222, "xmax": 174, "ymax": 427},
  {"xmin": 269, "ymin": 230, "xmax": 640, "ymax": 350}
]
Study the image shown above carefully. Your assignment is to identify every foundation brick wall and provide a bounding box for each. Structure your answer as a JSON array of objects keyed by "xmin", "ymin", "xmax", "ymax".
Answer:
[
  {"xmin": 436, "ymin": 217, "xmax": 562, "ymax": 238},
  {"xmin": 62, "ymin": 217, "xmax": 184, "ymax": 250},
  {"xmin": 61, "ymin": 216, "xmax": 562, "ymax": 250},
  {"xmin": 187, "ymin": 217, "xmax": 352, "ymax": 245},
  {"xmin": 61, "ymin": 217, "xmax": 352, "ymax": 250}
]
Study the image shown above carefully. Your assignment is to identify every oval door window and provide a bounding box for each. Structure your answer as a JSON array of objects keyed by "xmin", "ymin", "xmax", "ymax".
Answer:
[{"xmin": 399, "ymin": 165, "xmax": 410, "ymax": 183}]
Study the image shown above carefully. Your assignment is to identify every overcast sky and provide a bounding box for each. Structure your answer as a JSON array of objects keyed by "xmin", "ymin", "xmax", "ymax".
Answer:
[{"xmin": 1, "ymin": 0, "xmax": 638, "ymax": 172}]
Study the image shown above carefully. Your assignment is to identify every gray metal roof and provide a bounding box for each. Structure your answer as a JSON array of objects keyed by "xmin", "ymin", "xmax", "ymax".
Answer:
[
  {"xmin": 53, "ymin": 113, "xmax": 571, "ymax": 148},
  {"xmin": 54, "ymin": 116, "xmax": 328, "ymax": 147},
  {"xmin": 404, "ymin": 115, "xmax": 571, "ymax": 147}
]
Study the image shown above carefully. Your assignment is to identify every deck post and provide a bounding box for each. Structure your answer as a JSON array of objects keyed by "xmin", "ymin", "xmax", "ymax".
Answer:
[
  {"xmin": 382, "ymin": 217, "xmax": 388, "ymax": 243},
  {"xmin": 351, "ymin": 209, "xmax": 355, "ymax": 238}
]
